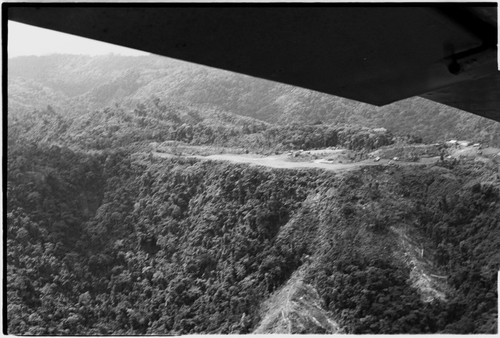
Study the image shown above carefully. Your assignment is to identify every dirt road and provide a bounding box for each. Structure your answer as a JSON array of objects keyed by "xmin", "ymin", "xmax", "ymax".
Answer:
[{"xmin": 154, "ymin": 151, "xmax": 440, "ymax": 172}]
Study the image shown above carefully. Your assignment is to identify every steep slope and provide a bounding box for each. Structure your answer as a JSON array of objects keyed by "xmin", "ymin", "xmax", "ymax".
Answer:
[
  {"xmin": 9, "ymin": 54, "xmax": 500, "ymax": 146},
  {"xmin": 254, "ymin": 267, "xmax": 341, "ymax": 334},
  {"xmin": 7, "ymin": 142, "xmax": 499, "ymax": 334}
]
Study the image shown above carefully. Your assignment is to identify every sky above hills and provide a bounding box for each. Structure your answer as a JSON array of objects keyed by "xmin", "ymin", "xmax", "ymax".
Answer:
[{"xmin": 8, "ymin": 21, "xmax": 150, "ymax": 57}]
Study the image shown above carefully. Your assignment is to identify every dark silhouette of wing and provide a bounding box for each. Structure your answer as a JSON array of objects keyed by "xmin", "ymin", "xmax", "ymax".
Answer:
[{"xmin": 7, "ymin": 4, "xmax": 499, "ymax": 121}]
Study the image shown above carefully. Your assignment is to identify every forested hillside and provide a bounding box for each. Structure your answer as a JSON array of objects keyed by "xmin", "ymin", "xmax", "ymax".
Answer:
[
  {"xmin": 8, "ymin": 96, "xmax": 397, "ymax": 155},
  {"xmin": 9, "ymin": 54, "xmax": 500, "ymax": 146},
  {"xmin": 7, "ymin": 141, "xmax": 499, "ymax": 334},
  {"xmin": 7, "ymin": 54, "xmax": 500, "ymax": 334}
]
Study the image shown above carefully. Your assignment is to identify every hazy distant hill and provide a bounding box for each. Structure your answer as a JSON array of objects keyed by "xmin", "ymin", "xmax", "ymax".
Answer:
[{"xmin": 8, "ymin": 54, "xmax": 500, "ymax": 146}]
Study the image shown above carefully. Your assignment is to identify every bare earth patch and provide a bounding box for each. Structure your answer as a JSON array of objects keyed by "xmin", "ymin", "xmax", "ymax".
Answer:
[
  {"xmin": 254, "ymin": 268, "xmax": 341, "ymax": 334},
  {"xmin": 391, "ymin": 226, "xmax": 451, "ymax": 303}
]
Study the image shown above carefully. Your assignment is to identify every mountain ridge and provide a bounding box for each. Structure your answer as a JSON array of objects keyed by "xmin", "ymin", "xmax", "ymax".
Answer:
[{"xmin": 9, "ymin": 54, "xmax": 500, "ymax": 146}]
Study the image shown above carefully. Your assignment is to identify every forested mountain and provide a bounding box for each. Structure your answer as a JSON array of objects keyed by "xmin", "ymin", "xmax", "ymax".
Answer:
[
  {"xmin": 6, "ymin": 54, "xmax": 500, "ymax": 334},
  {"xmin": 9, "ymin": 96, "xmax": 400, "ymax": 158},
  {"xmin": 9, "ymin": 54, "xmax": 500, "ymax": 146},
  {"xmin": 7, "ymin": 141, "xmax": 500, "ymax": 334}
]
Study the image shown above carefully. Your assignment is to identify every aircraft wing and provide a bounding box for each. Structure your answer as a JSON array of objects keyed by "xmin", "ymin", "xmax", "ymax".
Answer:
[{"xmin": 6, "ymin": 4, "xmax": 499, "ymax": 122}]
